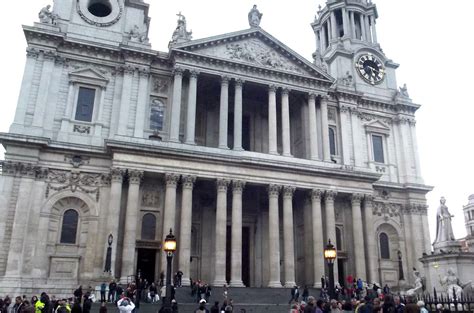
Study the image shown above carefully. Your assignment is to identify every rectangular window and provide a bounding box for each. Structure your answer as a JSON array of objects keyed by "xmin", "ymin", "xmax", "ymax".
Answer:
[
  {"xmin": 329, "ymin": 127, "xmax": 337, "ymax": 155},
  {"xmin": 75, "ymin": 87, "xmax": 96, "ymax": 122},
  {"xmin": 372, "ymin": 135, "xmax": 385, "ymax": 163},
  {"xmin": 150, "ymin": 99, "xmax": 166, "ymax": 131}
]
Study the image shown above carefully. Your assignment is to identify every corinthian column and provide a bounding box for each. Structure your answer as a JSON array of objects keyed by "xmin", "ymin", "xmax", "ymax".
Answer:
[
  {"xmin": 281, "ymin": 88, "xmax": 291, "ymax": 157},
  {"xmin": 106, "ymin": 168, "xmax": 124, "ymax": 277},
  {"xmin": 230, "ymin": 180, "xmax": 245, "ymax": 287},
  {"xmin": 364, "ymin": 195, "xmax": 378, "ymax": 283},
  {"xmin": 178, "ymin": 175, "xmax": 196, "ymax": 286},
  {"xmin": 161, "ymin": 173, "xmax": 180, "ymax": 274},
  {"xmin": 219, "ymin": 76, "xmax": 230, "ymax": 149},
  {"xmin": 233, "ymin": 79, "xmax": 244, "ymax": 151},
  {"xmin": 268, "ymin": 184, "xmax": 282, "ymax": 287},
  {"xmin": 324, "ymin": 190, "xmax": 338, "ymax": 282},
  {"xmin": 351, "ymin": 193, "xmax": 366, "ymax": 280},
  {"xmin": 185, "ymin": 70, "xmax": 199, "ymax": 145},
  {"xmin": 311, "ymin": 189, "xmax": 325, "ymax": 288},
  {"xmin": 283, "ymin": 186, "xmax": 296, "ymax": 287},
  {"xmin": 308, "ymin": 93, "xmax": 319, "ymax": 160},
  {"xmin": 169, "ymin": 68, "xmax": 184, "ymax": 142},
  {"xmin": 213, "ymin": 179, "xmax": 229, "ymax": 286},
  {"xmin": 268, "ymin": 85, "xmax": 278, "ymax": 155},
  {"xmin": 121, "ymin": 170, "xmax": 143, "ymax": 282}
]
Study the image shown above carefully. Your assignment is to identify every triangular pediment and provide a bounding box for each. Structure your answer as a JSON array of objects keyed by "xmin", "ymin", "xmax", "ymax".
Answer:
[
  {"xmin": 173, "ymin": 28, "xmax": 333, "ymax": 81},
  {"xmin": 69, "ymin": 68, "xmax": 109, "ymax": 87},
  {"xmin": 365, "ymin": 120, "xmax": 391, "ymax": 135}
]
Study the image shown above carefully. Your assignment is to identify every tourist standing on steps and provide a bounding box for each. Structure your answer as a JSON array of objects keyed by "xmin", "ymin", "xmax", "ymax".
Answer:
[
  {"xmin": 73, "ymin": 287, "xmax": 82, "ymax": 304},
  {"xmin": 82, "ymin": 296, "xmax": 91, "ymax": 313},
  {"xmin": 108, "ymin": 281, "xmax": 117, "ymax": 303},
  {"xmin": 302, "ymin": 286, "xmax": 309, "ymax": 302},
  {"xmin": 289, "ymin": 285, "xmax": 299, "ymax": 304},
  {"xmin": 100, "ymin": 282, "xmax": 107, "ymax": 303}
]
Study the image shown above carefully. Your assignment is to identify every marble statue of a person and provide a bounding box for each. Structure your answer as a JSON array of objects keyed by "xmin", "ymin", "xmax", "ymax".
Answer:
[
  {"xmin": 248, "ymin": 5, "xmax": 263, "ymax": 28},
  {"xmin": 170, "ymin": 12, "xmax": 192, "ymax": 45},
  {"xmin": 39, "ymin": 5, "xmax": 58, "ymax": 25},
  {"xmin": 434, "ymin": 197, "xmax": 456, "ymax": 243},
  {"xmin": 440, "ymin": 268, "xmax": 464, "ymax": 299},
  {"xmin": 406, "ymin": 269, "xmax": 424, "ymax": 296}
]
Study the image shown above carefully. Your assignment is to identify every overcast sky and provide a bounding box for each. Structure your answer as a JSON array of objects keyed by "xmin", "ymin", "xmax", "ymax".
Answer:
[{"xmin": 0, "ymin": 0, "xmax": 473, "ymax": 241}]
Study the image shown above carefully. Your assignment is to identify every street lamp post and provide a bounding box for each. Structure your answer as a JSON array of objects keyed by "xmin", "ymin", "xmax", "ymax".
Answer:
[
  {"xmin": 162, "ymin": 228, "xmax": 177, "ymax": 313},
  {"xmin": 324, "ymin": 239, "xmax": 337, "ymax": 300}
]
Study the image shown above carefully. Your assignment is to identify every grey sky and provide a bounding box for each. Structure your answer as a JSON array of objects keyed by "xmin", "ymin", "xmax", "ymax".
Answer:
[{"xmin": 0, "ymin": 0, "xmax": 473, "ymax": 241}]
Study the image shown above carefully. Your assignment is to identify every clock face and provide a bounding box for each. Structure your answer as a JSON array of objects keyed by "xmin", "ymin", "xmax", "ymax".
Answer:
[{"xmin": 355, "ymin": 53, "xmax": 385, "ymax": 85}]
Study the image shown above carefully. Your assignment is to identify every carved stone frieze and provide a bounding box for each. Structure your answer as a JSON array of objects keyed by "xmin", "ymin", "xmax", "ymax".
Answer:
[
  {"xmin": 64, "ymin": 155, "xmax": 90, "ymax": 168},
  {"xmin": 73, "ymin": 125, "xmax": 91, "ymax": 134},
  {"xmin": 45, "ymin": 169, "xmax": 109, "ymax": 201},
  {"xmin": 373, "ymin": 202, "xmax": 402, "ymax": 220},
  {"xmin": 141, "ymin": 187, "xmax": 162, "ymax": 208},
  {"xmin": 152, "ymin": 76, "xmax": 169, "ymax": 94},
  {"xmin": 358, "ymin": 112, "xmax": 393, "ymax": 125},
  {"xmin": 403, "ymin": 203, "xmax": 428, "ymax": 215},
  {"xmin": 0, "ymin": 161, "xmax": 47, "ymax": 179}
]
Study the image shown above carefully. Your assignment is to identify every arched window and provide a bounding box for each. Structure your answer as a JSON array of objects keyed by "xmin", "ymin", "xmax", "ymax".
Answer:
[
  {"xmin": 329, "ymin": 127, "xmax": 337, "ymax": 155},
  {"xmin": 379, "ymin": 232, "xmax": 390, "ymax": 259},
  {"xmin": 141, "ymin": 213, "xmax": 156, "ymax": 240},
  {"xmin": 60, "ymin": 209, "xmax": 79, "ymax": 244}
]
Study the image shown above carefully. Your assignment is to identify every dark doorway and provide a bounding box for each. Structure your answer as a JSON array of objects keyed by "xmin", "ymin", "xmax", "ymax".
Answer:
[
  {"xmin": 225, "ymin": 226, "xmax": 251, "ymax": 286},
  {"xmin": 242, "ymin": 115, "xmax": 251, "ymax": 151},
  {"xmin": 137, "ymin": 249, "xmax": 156, "ymax": 283},
  {"xmin": 337, "ymin": 259, "xmax": 345, "ymax": 287}
]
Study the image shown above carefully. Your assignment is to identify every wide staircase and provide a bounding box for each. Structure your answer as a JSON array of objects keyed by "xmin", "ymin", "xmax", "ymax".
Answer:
[{"xmin": 95, "ymin": 287, "xmax": 321, "ymax": 313}]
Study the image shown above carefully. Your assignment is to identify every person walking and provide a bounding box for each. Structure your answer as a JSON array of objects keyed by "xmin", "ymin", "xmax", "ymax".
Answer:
[
  {"xmin": 302, "ymin": 286, "xmax": 309, "ymax": 302},
  {"xmin": 194, "ymin": 299, "xmax": 209, "ymax": 313}
]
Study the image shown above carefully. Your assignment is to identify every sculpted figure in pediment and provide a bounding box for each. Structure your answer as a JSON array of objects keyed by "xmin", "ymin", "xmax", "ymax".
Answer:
[{"xmin": 248, "ymin": 5, "xmax": 263, "ymax": 28}]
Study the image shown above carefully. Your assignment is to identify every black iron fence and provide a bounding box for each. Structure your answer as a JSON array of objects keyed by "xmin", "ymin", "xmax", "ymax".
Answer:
[{"xmin": 414, "ymin": 288, "xmax": 474, "ymax": 313}]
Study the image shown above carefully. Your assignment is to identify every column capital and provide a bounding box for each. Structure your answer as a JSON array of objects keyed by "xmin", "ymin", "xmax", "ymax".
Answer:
[
  {"xmin": 311, "ymin": 189, "xmax": 324, "ymax": 200},
  {"xmin": 217, "ymin": 178, "xmax": 230, "ymax": 192},
  {"xmin": 308, "ymin": 93, "xmax": 317, "ymax": 101},
  {"xmin": 110, "ymin": 167, "xmax": 125, "ymax": 183},
  {"xmin": 173, "ymin": 67, "xmax": 185, "ymax": 76},
  {"xmin": 165, "ymin": 173, "xmax": 180, "ymax": 187},
  {"xmin": 364, "ymin": 194, "xmax": 375, "ymax": 204},
  {"xmin": 325, "ymin": 190, "xmax": 337, "ymax": 201},
  {"xmin": 283, "ymin": 186, "xmax": 295, "ymax": 198},
  {"xmin": 351, "ymin": 193, "xmax": 363, "ymax": 204},
  {"xmin": 268, "ymin": 184, "xmax": 281, "ymax": 197},
  {"xmin": 182, "ymin": 175, "xmax": 196, "ymax": 189},
  {"xmin": 221, "ymin": 76, "xmax": 230, "ymax": 84},
  {"xmin": 235, "ymin": 78, "xmax": 244, "ymax": 87},
  {"xmin": 128, "ymin": 170, "xmax": 144, "ymax": 185},
  {"xmin": 189, "ymin": 70, "xmax": 199, "ymax": 78},
  {"xmin": 268, "ymin": 84, "xmax": 278, "ymax": 93},
  {"xmin": 319, "ymin": 94, "xmax": 329, "ymax": 102},
  {"xmin": 281, "ymin": 88, "xmax": 290, "ymax": 96},
  {"xmin": 232, "ymin": 180, "xmax": 246, "ymax": 193}
]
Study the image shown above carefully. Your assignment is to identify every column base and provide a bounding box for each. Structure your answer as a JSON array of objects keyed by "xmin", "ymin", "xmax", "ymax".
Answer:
[
  {"xmin": 229, "ymin": 280, "xmax": 245, "ymax": 287},
  {"xmin": 233, "ymin": 147, "xmax": 244, "ymax": 151},
  {"xmin": 218, "ymin": 145, "xmax": 230, "ymax": 150},
  {"xmin": 184, "ymin": 141, "xmax": 196, "ymax": 145},
  {"xmin": 181, "ymin": 277, "xmax": 191, "ymax": 287},
  {"xmin": 269, "ymin": 151, "xmax": 279, "ymax": 155},
  {"xmin": 212, "ymin": 279, "xmax": 228, "ymax": 287},
  {"xmin": 282, "ymin": 153, "xmax": 293, "ymax": 157},
  {"xmin": 267, "ymin": 281, "xmax": 282, "ymax": 288},
  {"xmin": 119, "ymin": 276, "xmax": 129, "ymax": 284},
  {"xmin": 313, "ymin": 282, "xmax": 322, "ymax": 288},
  {"xmin": 284, "ymin": 281, "xmax": 297, "ymax": 288}
]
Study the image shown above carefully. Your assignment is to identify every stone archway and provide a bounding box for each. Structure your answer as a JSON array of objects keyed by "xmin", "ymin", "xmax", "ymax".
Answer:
[{"xmin": 376, "ymin": 223, "xmax": 401, "ymax": 287}]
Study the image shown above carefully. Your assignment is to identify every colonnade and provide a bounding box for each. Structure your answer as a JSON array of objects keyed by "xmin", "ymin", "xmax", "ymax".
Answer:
[
  {"xmin": 113, "ymin": 169, "xmax": 379, "ymax": 287},
  {"xmin": 315, "ymin": 8, "xmax": 378, "ymax": 53},
  {"xmin": 168, "ymin": 68, "xmax": 331, "ymax": 161}
]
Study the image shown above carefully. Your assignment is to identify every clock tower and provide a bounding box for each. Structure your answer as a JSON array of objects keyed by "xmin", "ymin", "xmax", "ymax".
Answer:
[{"xmin": 311, "ymin": 0, "xmax": 399, "ymax": 98}]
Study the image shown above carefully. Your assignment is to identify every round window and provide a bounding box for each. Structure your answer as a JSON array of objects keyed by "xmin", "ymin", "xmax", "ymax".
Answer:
[{"xmin": 88, "ymin": 0, "xmax": 112, "ymax": 17}]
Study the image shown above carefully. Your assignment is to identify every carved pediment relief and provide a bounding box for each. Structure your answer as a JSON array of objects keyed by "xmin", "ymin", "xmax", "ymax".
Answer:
[
  {"xmin": 69, "ymin": 67, "xmax": 109, "ymax": 87},
  {"xmin": 174, "ymin": 29, "xmax": 332, "ymax": 81}
]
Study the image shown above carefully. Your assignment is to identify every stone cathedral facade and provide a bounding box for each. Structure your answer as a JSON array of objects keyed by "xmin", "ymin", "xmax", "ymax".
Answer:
[{"xmin": 0, "ymin": 0, "xmax": 432, "ymax": 294}]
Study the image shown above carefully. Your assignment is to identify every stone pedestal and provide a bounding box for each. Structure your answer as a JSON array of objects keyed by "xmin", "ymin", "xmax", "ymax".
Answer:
[{"xmin": 420, "ymin": 251, "xmax": 474, "ymax": 295}]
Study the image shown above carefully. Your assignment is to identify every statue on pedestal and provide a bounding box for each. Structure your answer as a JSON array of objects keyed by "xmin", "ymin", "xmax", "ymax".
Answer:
[
  {"xmin": 248, "ymin": 5, "xmax": 262, "ymax": 28},
  {"xmin": 434, "ymin": 197, "xmax": 456, "ymax": 244},
  {"xmin": 128, "ymin": 25, "xmax": 148, "ymax": 43}
]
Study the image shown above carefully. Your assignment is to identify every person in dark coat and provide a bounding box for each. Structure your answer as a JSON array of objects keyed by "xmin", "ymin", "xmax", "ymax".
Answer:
[
  {"xmin": 82, "ymin": 296, "xmax": 91, "ymax": 313},
  {"xmin": 210, "ymin": 301, "xmax": 219, "ymax": 313},
  {"xmin": 70, "ymin": 302, "xmax": 81, "ymax": 313}
]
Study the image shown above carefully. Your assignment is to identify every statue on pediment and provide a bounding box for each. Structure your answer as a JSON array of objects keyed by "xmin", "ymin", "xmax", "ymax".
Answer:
[
  {"xmin": 434, "ymin": 197, "xmax": 456, "ymax": 244},
  {"xmin": 170, "ymin": 12, "xmax": 193, "ymax": 46},
  {"xmin": 39, "ymin": 5, "xmax": 58, "ymax": 25},
  {"xmin": 399, "ymin": 83, "xmax": 409, "ymax": 97},
  {"xmin": 248, "ymin": 5, "xmax": 262, "ymax": 28}
]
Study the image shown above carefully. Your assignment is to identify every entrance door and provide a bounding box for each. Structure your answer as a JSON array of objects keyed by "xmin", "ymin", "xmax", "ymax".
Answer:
[
  {"xmin": 137, "ymin": 249, "xmax": 156, "ymax": 283},
  {"xmin": 337, "ymin": 259, "xmax": 345, "ymax": 287},
  {"xmin": 225, "ymin": 226, "xmax": 251, "ymax": 287}
]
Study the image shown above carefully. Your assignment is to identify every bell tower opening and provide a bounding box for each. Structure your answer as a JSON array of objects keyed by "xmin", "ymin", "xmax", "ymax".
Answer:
[{"xmin": 88, "ymin": 0, "xmax": 112, "ymax": 17}]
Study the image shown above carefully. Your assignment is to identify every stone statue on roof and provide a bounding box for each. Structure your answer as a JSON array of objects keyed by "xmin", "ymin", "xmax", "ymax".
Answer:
[
  {"xmin": 39, "ymin": 5, "xmax": 58, "ymax": 25},
  {"xmin": 170, "ymin": 12, "xmax": 193, "ymax": 46},
  {"xmin": 248, "ymin": 5, "xmax": 262, "ymax": 28}
]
